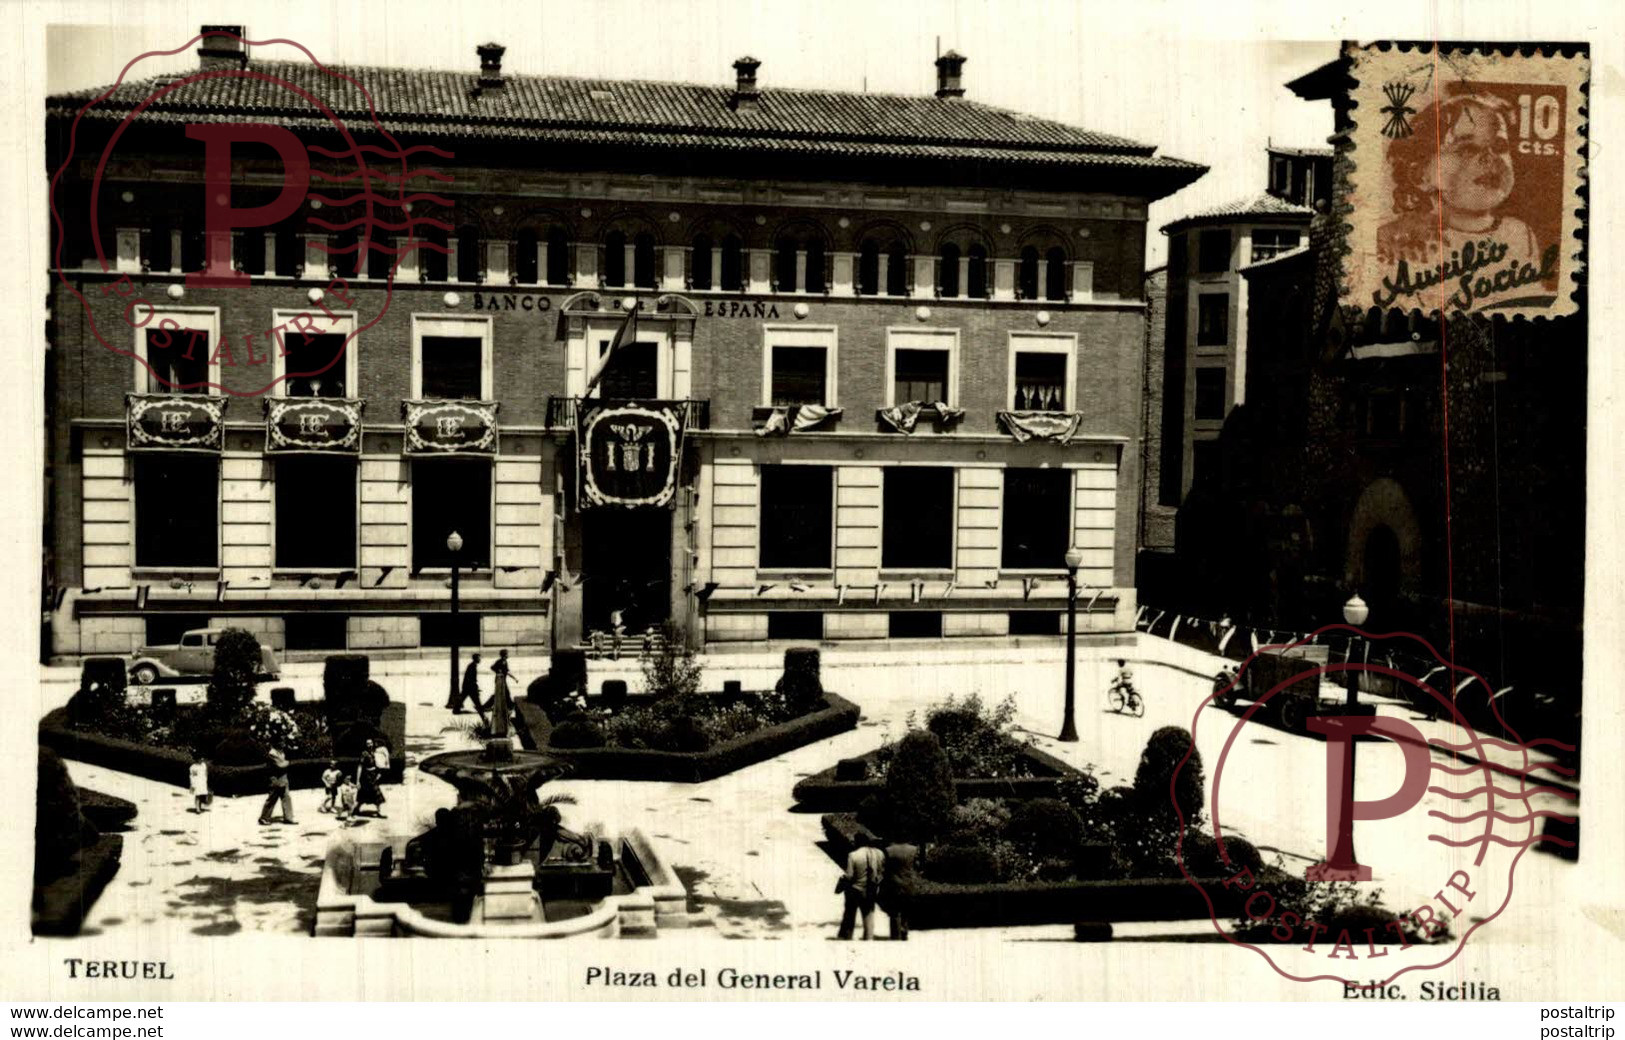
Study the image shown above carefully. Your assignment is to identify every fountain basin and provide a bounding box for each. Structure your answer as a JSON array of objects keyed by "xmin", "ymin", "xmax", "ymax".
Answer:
[{"xmin": 313, "ymin": 828, "xmax": 697, "ymax": 938}]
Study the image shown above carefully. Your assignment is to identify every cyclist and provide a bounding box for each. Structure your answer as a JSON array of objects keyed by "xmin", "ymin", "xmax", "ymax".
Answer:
[{"xmin": 1111, "ymin": 659, "xmax": 1135, "ymax": 696}]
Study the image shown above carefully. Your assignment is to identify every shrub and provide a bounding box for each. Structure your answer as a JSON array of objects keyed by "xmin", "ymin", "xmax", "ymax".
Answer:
[
  {"xmin": 35, "ymin": 749, "xmax": 98, "ymax": 883},
  {"xmin": 1221, "ymin": 836, "xmax": 1263, "ymax": 876},
  {"xmin": 210, "ymin": 728, "xmax": 265, "ymax": 767},
  {"xmin": 642, "ymin": 622, "xmax": 703, "ymax": 700},
  {"xmin": 1181, "ymin": 831, "xmax": 1225, "ymax": 876},
  {"xmin": 206, "ymin": 629, "xmax": 263, "ymax": 716},
  {"xmin": 360, "ymin": 680, "xmax": 391, "ymax": 724},
  {"xmin": 834, "ymin": 757, "xmax": 869, "ymax": 782},
  {"xmin": 855, "ymin": 794, "xmax": 890, "ymax": 834},
  {"xmin": 1133, "ymin": 726, "xmax": 1205, "ymax": 828},
  {"xmin": 946, "ymin": 798, "xmax": 1012, "ymax": 842},
  {"xmin": 1005, "ymin": 798, "xmax": 1084, "ymax": 859},
  {"xmin": 921, "ymin": 693, "xmax": 1033, "ymax": 778},
  {"xmin": 551, "ymin": 717, "xmax": 607, "ymax": 749},
  {"xmin": 69, "ymin": 658, "xmax": 128, "ymax": 725},
  {"xmin": 883, "ymin": 730, "xmax": 955, "ymax": 842},
  {"xmin": 921, "ymin": 839, "xmax": 1017, "ymax": 884},
  {"xmin": 322, "ymin": 654, "xmax": 371, "ymax": 722},
  {"xmin": 656, "ymin": 716, "xmax": 712, "ymax": 753},
  {"xmin": 775, "ymin": 647, "xmax": 823, "ymax": 710}
]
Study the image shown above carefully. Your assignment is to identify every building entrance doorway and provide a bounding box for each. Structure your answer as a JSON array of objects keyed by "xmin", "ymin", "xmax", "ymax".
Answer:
[
  {"xmin": 1364, "ymin": 524, "xmax": 1401, "ymax": 626},
  {"xmin": 582, "ymin": 509, "xmax": 672, "ymax": 637}
]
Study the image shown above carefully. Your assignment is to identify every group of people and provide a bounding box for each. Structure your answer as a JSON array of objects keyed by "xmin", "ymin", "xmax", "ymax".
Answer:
[
  {"xmin": 447, "ymin": 649, "xmax": 513, "ymax": 716},
  {"xmin": 836, "ymin": 835, "xmax": 918, "ymax": 941},
  {"xmin": 229, "ymin": 738, "xmax": 390, "ymax": 827}
]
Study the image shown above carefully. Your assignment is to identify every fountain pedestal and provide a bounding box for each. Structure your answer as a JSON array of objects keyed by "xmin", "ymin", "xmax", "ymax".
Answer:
[{"xmin": 474, "ymin": 862, "xmax": 546, "ymax": 925}]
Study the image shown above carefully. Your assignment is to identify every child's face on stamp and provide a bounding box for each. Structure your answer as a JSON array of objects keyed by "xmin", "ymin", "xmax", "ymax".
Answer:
[{"xmin": 1432, "ymin": 98, "xmax": 1516, "ymax": 224}]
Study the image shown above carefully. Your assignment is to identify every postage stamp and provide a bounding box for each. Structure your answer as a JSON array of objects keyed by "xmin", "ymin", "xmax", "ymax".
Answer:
[{"xmin": 1341, "ymin": 42, "xmax": 1588, "ymax": 318}]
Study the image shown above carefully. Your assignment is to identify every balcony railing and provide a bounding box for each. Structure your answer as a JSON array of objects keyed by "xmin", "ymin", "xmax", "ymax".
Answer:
[{"xmin": 546, "ymin": 397, "xmax": 710, "ymax": 431}]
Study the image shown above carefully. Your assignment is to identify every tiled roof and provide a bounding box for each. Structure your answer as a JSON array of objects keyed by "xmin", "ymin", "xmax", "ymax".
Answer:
[
  {"xmin": 49, "ymin": 59, "xmax": 1206, "ymax": 181},
  {"xmin": 1160, "ymin": 192, "xmax": 1315, "ymax": 233},
  {"xmin": 1266, "ymin": 145, "xmax": 1333, "ymax": 158}
]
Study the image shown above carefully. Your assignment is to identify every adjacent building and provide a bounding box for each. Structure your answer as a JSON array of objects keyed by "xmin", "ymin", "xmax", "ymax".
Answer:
[{"xmin": 45, "ymin": 31, "xmax": 1205, "ymax": 658}]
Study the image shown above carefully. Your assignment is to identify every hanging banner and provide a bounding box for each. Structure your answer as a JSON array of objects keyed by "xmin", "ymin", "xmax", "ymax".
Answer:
[
  {"xmin": 265, "ymin": 398, "xmax": 364, "ymax": 453},
  {"xmin": 126, "ymin": 393, "xmax": 227, "ymax": 452},
  {"xmin": 577, "ymin": 400, "xmax": 685, "ymax": 509},
  {"xmin": 402, "ymin": 399, "xmax": 499, "ymax": 455}
]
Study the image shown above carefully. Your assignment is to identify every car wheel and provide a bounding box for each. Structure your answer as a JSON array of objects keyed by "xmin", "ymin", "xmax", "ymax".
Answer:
[
  {"xmin": 1277, "ymin": 694, "xmax": 1310, "ymax": 733},
  {"xmin": 130, "ymin": 664, "xmax": 159, "ymax": 685}
]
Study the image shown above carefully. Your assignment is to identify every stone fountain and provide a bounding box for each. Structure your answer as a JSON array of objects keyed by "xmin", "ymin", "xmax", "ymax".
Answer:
[{"xmin": 314, "ymin": 671, "xmax": 695, "ymax": 938}]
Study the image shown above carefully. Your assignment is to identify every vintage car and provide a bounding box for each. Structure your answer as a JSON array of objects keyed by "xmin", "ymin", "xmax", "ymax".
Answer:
[{"xmin": 126, "ymin": 628, "xmax": 280, "ymax": 685}]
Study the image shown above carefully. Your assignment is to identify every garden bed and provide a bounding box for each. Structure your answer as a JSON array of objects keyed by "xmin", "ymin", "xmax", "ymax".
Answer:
[
  {"xmin": 76, "ymin": 788, "xmax": 139, "ymax": 831},
  {"xmin": 39, "ymin": 702, "xmax": 406, "ymax": 796},
  {"xmin": 32, "ymin": 833, "xmax": 124, "ymax": 937},
  {"xmin": 792, "ymin": 743, "xmax": 1081, "ymax": 811},
  {"xmin": 822, "ymin": 813, "xmax": 1241, "ymax": 929},
  {"xmin": 521, "ymin": 692, "xmax": 860, "ymax": 783}
]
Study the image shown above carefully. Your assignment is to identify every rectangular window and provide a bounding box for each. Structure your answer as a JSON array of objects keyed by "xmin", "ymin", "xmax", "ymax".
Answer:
[
  {"xmin": 281, "ymin": 333, "xmax": 349, "ymax": 397},
  {"xmin": 767, "ymin": 612, "xmax": 824, "ymax": 640},
  {"xmin": 1251, "ymin": 229, "xmax": 1302, "ymax": 262},
  {"xmin": 420, "ymin": 612, "xmax": 482, "ymax": 648},
  {"xmin": 143, "ymin": 323, "xmax": 211, "ymax": 392},
  {"xmin": 597, "ymin": 340, "xmax": 659, "ymax": 399},
  {"xmin": 1190, "ymin": 439, "xmax": 1222, "ymax": 490},
  {"xmin": 1198, "ymin": 230, "xmax": 1233, "ymax": 274},
  {"xmin": 759, "ymin": 465, "xmax": 833, "ymax": 569},
  {"xmin": 275, "ymin": 457, "xmax": 357, "ymax": 569},
  {"xmin": 1013, "ymin": 352, "xmax": 1068, "ymax": 411},
  {"xmin": 1272, "ymin": 158, "xmax": 1291, "ymax": 195},
  {"xmin": 1168, "ymin": 234, "xmax": 1188, "ymax": 278},
  {"xmin": 893, "ymin": 348, "xmax": 949, "ymax": 405},
  {"xmin": 412, "ymin": 459, "xmax": 491, "ymax": 569},
  {"xmin": 1197, "ymin": 294, "xmax": 1230, "ymax": 346},
  {"xmin": 420, "ymin": 336, "xmax": 483, "ymax": 399},
  {"xmin": 284, "ymin": 613, "xmax": 349, "ymax": 651},
  {"xmin": 1194, "ymin": 367, "xmax": 1227, "ymax": 421},
  {"xmin": 1363, "ymin": 389, "xmax": 1408, "ymax": 437},
  {"xmin": 882, "ymin": 467, "xmax": 954, "ymax": 569},
  {"xmin": 1009, "ymin": 611, "xmax": 1061, "ymax": 636},
  {"xmin": 1000, "ymin": 468, "xmax": 1071, "ymax": 570},
  {"xmin": 888, "ymin": 612, "xmax": 942, "ymax": 638},
  {"xmin": 134, "ymin": 456, "xmax": 218, "ymax": 568},
  {"xmin": 769, "ymin": 346, "xmax": 828, "ymax": 407}
]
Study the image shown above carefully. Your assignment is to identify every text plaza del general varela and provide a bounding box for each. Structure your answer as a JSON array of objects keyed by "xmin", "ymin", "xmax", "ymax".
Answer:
[{"xmin": 44, "ymin": 29, "xmax": 1205, "ymax": 658}]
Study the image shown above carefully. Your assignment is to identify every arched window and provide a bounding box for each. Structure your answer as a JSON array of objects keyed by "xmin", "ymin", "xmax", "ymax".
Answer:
[
  {"xmin": 146, "ymin": 223, "xmax": 175, "ymax": 273},
  {"xmin": 939, "ymin": 243, "xmax": 961, "ymax": 298},
  {"xmin": 515, "ymin": 228, "xmax": 539, "ymax": 284},
  {"xmin": 366, "ymin": 229, "xmax": 395, "ymax": 280},
  {"xmin": 331, "ymin": 227, "xmax": 360, "ymax": 279},
  {"xmin": 234, "ymin": 228, "xmax": 265, "ymax": 276},
  {"xmin": 180, "ymin": 215, "xmax": 205, "ymax": 273},
  {"xmin": 691, "ymin": 234, "xmax": 713, "ymax": 290},
  {"xmin": 604, "ymin": 230, "xmax": 627, "ymax": 287},
  {"xmin": 719, "ymin": 234, "xmax": 743, "ymax": 291},
  {"xmin": 774, "ymin": 237, "xmax": 797, "ymax": 292},
  {"xmin": 633, "ymin": 232, "xmax": 656, "ymax": 289},
  {"xmin": 274, "ymin": 221, "xmax": 300, "ymax": 277},
  {"xmin": 886, "ymin": 243, "xmax": 908, "ymax": 296},
  {"xmin": 1044, "ymin": 247, "xmax": 1068, "ymax": 301},
  {"xmin": 421, "ymin": 223, "xmax": 449, "ymax": 282},
  {"xmin": 858, "ymin": 240, "xmax": 880, "ymax": 295},
  {"xmin": 455, "ymin": 224, "xmax": 481, "ymax": 283},
  {"xmin": 1018, "ymin": 246, "xmax": 1039, "ymax": 300},
  {"xmin": 546, "ymin": 228, "xmax": 570, "ymax": 285},
  {"xmin": 967, "ymin": 244, "xmax": 988, "ymax": 299},
  {"xmin": 805, "ymin": 239, "xmax": 826, "ymax": 294}
]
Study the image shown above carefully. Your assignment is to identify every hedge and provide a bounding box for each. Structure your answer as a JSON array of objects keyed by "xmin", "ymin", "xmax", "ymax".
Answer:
[
  {"xmin": 522, "ymin": 692, "xmax": 860, "ymax": 783},
  {"xmin": 32, "ymin": 833, "xmax": 123, "ymax": 937},
  {"xmin": 792, "ymin": 743, "xmax": 1082, "ymax": 811},
  {"xmin": 39, "ymin": 702, "xmax": 407, "ymax": 797},
  {"xmin": 76, "ymin": 788, "xmax": 139, "ymax": 832},
  {"xmin": 822, "ymin": 814, "xmax": 1242, "ymax": 929}
]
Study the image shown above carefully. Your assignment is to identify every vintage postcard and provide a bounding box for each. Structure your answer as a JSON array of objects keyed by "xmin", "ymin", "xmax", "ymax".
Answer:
[{"xmin": 1, "ymin": 0, "xmax": 1621, "ymax": 1013}]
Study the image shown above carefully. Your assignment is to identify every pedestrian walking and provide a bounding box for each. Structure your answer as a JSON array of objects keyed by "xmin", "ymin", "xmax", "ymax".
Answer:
[
  {"xmin": 450, "ymin": 653, "xmax": 484, "ymax": 714},
  {"xmin": 319, "ymin": 760, "xmax": 342, "ymax": 813},
  {"xmin": 335, "ymin": 775, "xmax": 358, "ymax": 824},
  {"xmin": 836, "ymin": 835, "xmax": 885, "ymax": 940},
  {"xmin": 490, "ymin": 649, "xmax": 513, "ymax": 723},
  {"xmin": 355, "ymin": 740, "xmax": 386, "ymax": 818},
  {"xmin": 257, "ymin": 748, "xmax": 294, "ymax": 825},
  {"xmin": 188, "ymin": 754, "xmax": 210, "ymax": 814},
  {"xmin": 881, "ymin": 838, "xmax": 919, "ymax": 940}
]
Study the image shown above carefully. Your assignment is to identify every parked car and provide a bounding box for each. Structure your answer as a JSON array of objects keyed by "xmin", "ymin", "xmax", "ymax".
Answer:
[{"xmin": 127, "ymin": 628, "xmax": 280, "ymax": 685}]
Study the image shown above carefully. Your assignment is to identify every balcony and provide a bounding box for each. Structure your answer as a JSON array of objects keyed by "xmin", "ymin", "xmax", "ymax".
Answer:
[
  {"xmin": 546, "ymin": 397, "xmax": 710, "ymax": 431},
  {"xmin": 126, "ymin": 393, "xmax": 227, "ymax": 453}
]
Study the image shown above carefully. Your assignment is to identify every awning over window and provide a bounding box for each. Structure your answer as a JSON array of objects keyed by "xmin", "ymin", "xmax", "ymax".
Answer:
[
  {"xmin": 125, "ymin": 393, "xmax": 227, "ymax": 452},
  {"xmin": 265, "ymin": 398, "xmax": 364, "ymax": 453},
  {"xmin": 402, "ymin": 399, "xmax": 499, "ymax": 455},
  {"xmin": 996, "ymin": 410, "xmax": 1085, "ymax": 445}
]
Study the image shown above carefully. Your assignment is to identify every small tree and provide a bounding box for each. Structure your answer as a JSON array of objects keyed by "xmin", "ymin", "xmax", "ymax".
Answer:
[
  {"xmin": 883, "ymin": 730, "xmax": 955, "ymax": 842},
  {"xmin": 206, "ymin": 628, "xmax": 263, "ymax": 718},
  {"xmin": 1133, "ymin": 725, "xmax": 1205, "ymax": 828},
  {"xmin": 641, "ymin": 621, "xmax": 703, "ymax": 701}
]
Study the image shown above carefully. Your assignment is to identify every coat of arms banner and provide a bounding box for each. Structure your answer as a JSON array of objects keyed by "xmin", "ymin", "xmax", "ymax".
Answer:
[{"xmin": 576, "ymin": 400, "xmax": 686, "ymax": 509}]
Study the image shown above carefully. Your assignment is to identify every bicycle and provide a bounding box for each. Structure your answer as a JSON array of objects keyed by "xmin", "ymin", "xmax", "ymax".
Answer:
[{"xmin": 1108, "ymin": 682, "xmax": 1144, "ymax": 717}]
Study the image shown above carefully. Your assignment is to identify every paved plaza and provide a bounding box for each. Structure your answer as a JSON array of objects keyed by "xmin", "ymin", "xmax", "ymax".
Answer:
[{"xmin": 40, "ymin": 637, "xmax": 1579, "ymax": 945}]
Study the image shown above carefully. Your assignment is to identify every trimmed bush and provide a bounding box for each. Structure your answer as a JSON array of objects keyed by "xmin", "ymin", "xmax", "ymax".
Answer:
[
  {"xmin": 776, "ymin": 647, "xmax": 823, "ymax": 710},
  {"xmin": 922, "ymin": 841, "xmax": 1008, "ymax": 884},
  {"xmin": 657, "ymin": 716, "xmax": 711, "ymax": 753},
  {"xmin": 270, "ymin": 687, "xmax": 297, "ymax": 711},
  {"xmin": 360, "ymin": 680, "xmax": 390, "ymax": 724},
  {"xmin": 1133, "ymin": 726, "xmax": 1205, "ymax": 827},
  {"xmin": 834, "ymin": 757, "xmax": 869, "ymax": 781},
  {"xmin": 35, "ymin": 749, "xmax": 97, "ymax": 883},
  {"xmin": 883, "ymin": 730, "xmax": 955, "ymax": 842},
  {"xmin": 550, "ymin": 717, "xmax": 607, "ymax": 749},
  {"xmin": 1222, "ymin": 836, "xmax": 1263, "ymax": 876},
  {"xmin": 1005, "ymin": 798, "xmax": 1084, "ymax": 859},
  {"xmin": 210, "ymin": 728, "xmax": 265, "ymax": 767},
  {"xmin": 1182, "ymin": 831, "xmax": 1225, "ymax": 877},
  {"xmin": 322, "ymin": 654, "xmax": 371, "ymax": 722},
  {"xmin": 68, "ymin": 658, "xmax": 127, "ymax": 724},
  {"xmin": 600, "ymin": 680, "xmax": 628, "ymax": 711},
  {"xmin": 206, "ymin": 629, "xmax": 263, "ymax": 715}
]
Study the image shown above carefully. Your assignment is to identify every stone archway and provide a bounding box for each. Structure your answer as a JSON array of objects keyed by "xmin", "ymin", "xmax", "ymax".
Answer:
[{"xmin": 1345, "ymin": 478, "xmax": 1422, "ymax": 622}]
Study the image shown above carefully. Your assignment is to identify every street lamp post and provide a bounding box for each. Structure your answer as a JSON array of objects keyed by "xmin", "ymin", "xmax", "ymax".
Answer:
[
  {"xmin": 1059, "ymin": 547, "xmax": 1085, "ymax": 742},
  {"xmin": 447, "ymin": 530, "xmax": 464, "ymax": 710},
  {"xmin": 1314, "ymin": 592, "xmax": 1373, "ymax": 881}
]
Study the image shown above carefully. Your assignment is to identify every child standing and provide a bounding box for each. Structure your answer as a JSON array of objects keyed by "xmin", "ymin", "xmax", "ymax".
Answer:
[
  {"xmin": 188, "ymin": 755, "xmax": 210, "ymax": 813},
  {"xmin": 320, "ymin": 760, "xmax": 343, "ymax": 813},
  {"xmin": 335, "ymin": 775, "xmax": 359, "ymax": 824}
]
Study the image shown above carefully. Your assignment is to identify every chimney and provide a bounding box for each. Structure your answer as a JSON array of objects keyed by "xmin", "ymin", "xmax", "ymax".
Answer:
[
  {"xmin": 934, "ymin": 50, "xmax": 967, "ymax": 99},
  {"xmin": 731, "ymin": 56, "xmax": 761, "ymax": 111},
  {"xmin": 477, "ymin": 42, "xmax": 507, "ymax": 92},
  {"xmin": 197, "ymin": 25, "xmax": 249, "ymax": 71}
]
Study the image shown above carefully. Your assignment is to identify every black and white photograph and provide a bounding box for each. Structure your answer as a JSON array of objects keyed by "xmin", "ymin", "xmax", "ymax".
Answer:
[{"xmin": 2, "ymin": 0, "xmax": 1622, "ymax": 1016}]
